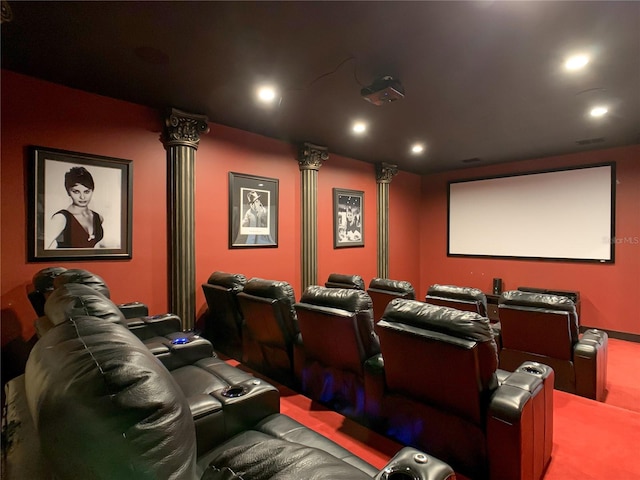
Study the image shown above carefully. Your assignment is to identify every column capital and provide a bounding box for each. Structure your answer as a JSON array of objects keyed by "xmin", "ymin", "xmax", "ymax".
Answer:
[
  {"xmin": 298, "ymin": 142, "xmax": 329, "ymax": 171},
  {"xmin": 376, "ymin": 162, "xmax": 399, "ymax": 184},
  {"xmin": 163, "ymin": 108, "xmax": 210, "ymax": 149}
]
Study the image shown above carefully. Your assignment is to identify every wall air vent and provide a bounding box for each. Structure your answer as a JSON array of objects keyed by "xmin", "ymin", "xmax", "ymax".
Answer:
[{"xmin": 576, "ymin": 137, "xmax": 605, "ymax": 145}]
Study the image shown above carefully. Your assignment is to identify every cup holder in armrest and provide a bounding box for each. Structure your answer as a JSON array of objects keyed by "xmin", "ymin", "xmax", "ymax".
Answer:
[
  {"xmin": 221, "ymin": 385, "xmax": 247, "ymax": 398},
  {"xmin": 376, "ymin": 447, "xmax": 454, "ymax": 480},
  {"xmin": 521, "ymin": 365, "xmax": 544, "ymax": 375},
  {"xmin": 171, "ymin": 337, "xmax": 190, "ymax": 345}
]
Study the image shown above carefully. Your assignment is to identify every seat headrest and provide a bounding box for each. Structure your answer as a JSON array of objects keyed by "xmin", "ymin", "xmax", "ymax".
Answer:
[
  {"xmin": 300, "ymin": 285, "xmax": 372, "ymax": 312},
  {"xmin": 44, "ymin": 283, "xmax": 125, "ymax": 327},
  {"xmin": 25, "ymin": 316, "xmax": 197, "ymax": 480},
  {"xmin": 368, "ymin": 278, "xmax": 415, "ymax": 298},
  {"xmin": 206, "ymin": 271, "xmax": 247, "ymax": 292},
  {"xmin": 382, "ymin": 298, "xmax": 494, "ymax": 343},
  {"xmin": 499, "ymin": 290, "xmax": 576, "ymax": 313},
  {"xmin": 243, "ymin": 278, "xmax": 296, "ymax": 303},
  {"xmin": 325, "ymin": 273, "xmax": 365, "ymax": 290},
  {"xmin": 52, "ymin": 268, "xmax": 111, "ymax": 298},
  {"xmin": 32, "ymin": 266, "xmax": 68, "ymax": 293},
  {"xmin": 426, "ymin": 284, "xmax": 486, "ymax": 305}
]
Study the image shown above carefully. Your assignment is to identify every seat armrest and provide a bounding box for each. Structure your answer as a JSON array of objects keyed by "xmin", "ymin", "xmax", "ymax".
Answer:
[
  {"xmin": 487, "ymin": 367, "xmax": 549, "ymax": 480},
  {"xmin": 126, "ymin": 313, "xmax": 182, "ymax": 340},
  {"xmin": 574, "ymin": 329, "xmax": 608, "ymax": 401},
  {"xmin": 117, "ymin": 301, "xmax": 149, "ymax": 319},
  {"xmin": 374, "ymin": 447, "xmax": 456, "ymax": 480}
]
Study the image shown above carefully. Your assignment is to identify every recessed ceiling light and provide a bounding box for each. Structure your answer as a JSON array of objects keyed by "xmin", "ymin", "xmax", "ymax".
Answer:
[
  {"xmin": 564, "ymin": 54, "xmax": 590, "ymax": 71},
  {"xmin": 411, "ymin": 143, "xmax": 425, "ymax": 154},
  {"xmin": 256, "ymin": 86, "xmax": 277, "ymax": 103},
  {"xmin": 590, "ymin": 106, "xmax": 608, "ymax": 117},
  {"xmin": 352, "ymin": 121, "xmax": 367, "ymax": 134}
]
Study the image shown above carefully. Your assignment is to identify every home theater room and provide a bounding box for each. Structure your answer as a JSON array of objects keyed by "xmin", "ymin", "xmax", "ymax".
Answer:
[{"xmin": 1, "ymin": 1, "xmax": 639, "ymax": 479}]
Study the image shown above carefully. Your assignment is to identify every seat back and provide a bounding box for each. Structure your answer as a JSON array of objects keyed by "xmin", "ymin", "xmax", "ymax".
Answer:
[
  {"xmin": 294, "ymin": 286, "xmax": 379, "ymax": 416},
  {"xmin": 324, "ymin": 272, "xmax": 365, "ymax": 290},
  {"xmin": 366, "ymin": 277, "xmax": 415, "ymax": 321},
  {"xmin": 425, "ymin": 284, "xmax": 488, "ymax": 317},
  {"xmin": 498, "ymin": 290, "xmax": 578, "ymax": 361},
  {"xmin": 236, "ymin": 278, "xmax": 298, "ymax": 384},
  {"xmin": 26, "ymin": 285, "xmax": 198, "ymax": 480},
  {"xmin": 378, "ymin": 299, "xmax": 498, "ymax": 426},
  {"xmin": 202, "ymin": 271, "xmax": 246, "ymax": 359}
]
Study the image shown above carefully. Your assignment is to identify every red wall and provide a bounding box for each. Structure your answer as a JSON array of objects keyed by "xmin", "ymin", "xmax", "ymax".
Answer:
[
  {"xmin": 1, "ymin": 71, "xmax": 422, "ymax": 349},
  {"xmin": 419, "ymin": 145, "xmax": 640, "ymax": 335}
]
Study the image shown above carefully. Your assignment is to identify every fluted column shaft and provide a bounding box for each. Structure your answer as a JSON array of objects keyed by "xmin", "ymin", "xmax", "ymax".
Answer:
[
  {"xmin": 163, "ymin": 108, "xmax": 209, "ymax": 330},
  {"xmin": 376, "ymin": 162, "xmax": 399, "ymax": 279},
  {"xmin": 298, "ymin": 143, "xmax": 328, "ymax": 292}
]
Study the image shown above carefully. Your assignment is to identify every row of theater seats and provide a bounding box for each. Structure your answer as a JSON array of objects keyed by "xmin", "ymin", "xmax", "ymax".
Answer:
[
  {"xmin": 201, "ymin": 271, "xmax": 555, "ymax": 479},
  {"xmin": 11, "ymin": 267, "xmax": 456, "ymax": 480}
]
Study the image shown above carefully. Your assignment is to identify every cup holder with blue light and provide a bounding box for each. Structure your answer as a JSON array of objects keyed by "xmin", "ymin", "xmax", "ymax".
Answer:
[
  {"xmin": 221, "ymin": 385, "xmax": 247, "ymax": 398},
  {"xmin": 171, "ymin": 337, "xmax": 190, "ymax": 345}
]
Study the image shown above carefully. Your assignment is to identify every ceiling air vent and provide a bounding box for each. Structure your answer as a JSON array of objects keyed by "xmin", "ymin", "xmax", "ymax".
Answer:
[{"xmin": 576, "ymin": 137, "xmax": 605, "ymax": 145}]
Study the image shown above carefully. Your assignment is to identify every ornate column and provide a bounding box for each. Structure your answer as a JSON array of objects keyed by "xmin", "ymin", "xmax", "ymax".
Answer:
[
  {"xmin": 298, "ymin": 142, "xmax": 328, "ymax": 292},
  {"xmin": 163, "ymin": 108, "xmax": 209, "ymax": 330},
  {"xmin": 375, "ymin": 162, "xmax": 399, "ymax": 279}
]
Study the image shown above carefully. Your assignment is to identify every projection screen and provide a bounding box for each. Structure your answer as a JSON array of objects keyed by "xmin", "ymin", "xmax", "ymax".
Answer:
[{"xmin": 447, "ymin": 163, "xmax": 615, "ymax": 263}]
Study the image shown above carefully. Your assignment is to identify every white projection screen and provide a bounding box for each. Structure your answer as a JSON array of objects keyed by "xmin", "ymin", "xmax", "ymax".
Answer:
[{"xmin": 448, "ymin": 163, "xmax": 615, "ymax": 263}]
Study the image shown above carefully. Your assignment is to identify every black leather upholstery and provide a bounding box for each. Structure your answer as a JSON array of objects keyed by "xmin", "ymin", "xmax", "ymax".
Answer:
[
  {"xmin": 237, "ymin": 277, "xmax": 299, "ymax": 385},
  {"xmin": 27, "ymin": 266, "xmax": 68, "ymax": 317},
  {"xmin": 425, "ymin": 284, "xmax": 489, "ymax": 317},
  {"xmin": 325, "ymin": 272, "xmax": 365, "ymax": 290},
  {"xmin": 373, "ymin": 298, "xmax": 554, "ymax": 480},
  {"xmin": 294, "ymin": 286, "xmax": 379, "ymax": 418},
  {"xmin": 25, "ymin": 315, "xmax": 198, "ymax": 480},
  {"xmin": 367, "ymin": 277, "xmax": 416, "ymax": 321},
  {"xmin": 498, "ymin": 290, "xmax": 607, "ymax": 400},
  {"xmin": 202, "ymin": 271, "xmax": 247, "ymax": 359}
]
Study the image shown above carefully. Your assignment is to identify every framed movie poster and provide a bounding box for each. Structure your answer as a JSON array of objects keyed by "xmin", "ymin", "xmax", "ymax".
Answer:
[
  {"xmin": 333, "ymin": 188, "xmax": 364, "ymax": 248},
  {"xmin": 29, "ymin": 146, "xmax": 133, "ymax": 261},
  {"xmin": 228, "ymin": 172, "xmax": 278, "ymax": 248}
]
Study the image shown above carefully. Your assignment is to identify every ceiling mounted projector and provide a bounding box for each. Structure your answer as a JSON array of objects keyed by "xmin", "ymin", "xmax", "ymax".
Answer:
[{"xmin": 360, "ymin": 76, "xmax": 405, "ymax": 106}]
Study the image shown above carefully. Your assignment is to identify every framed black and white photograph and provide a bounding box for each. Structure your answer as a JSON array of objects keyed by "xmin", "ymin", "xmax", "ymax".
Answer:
[
  {"xmin": 29, "ymin": 146, "xmax": 133, "ymax": 261},
  {"xmin": 229, "ymin": 172, "xmax": 278, "ymax": 248},
  {"xmin": 333, "ymin": 188, "xmax": 364, "ymax": 248}
]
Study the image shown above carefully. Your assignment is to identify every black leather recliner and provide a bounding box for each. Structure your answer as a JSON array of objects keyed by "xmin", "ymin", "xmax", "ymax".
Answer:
[
  {"xmin": 498, "ymin": 290, "xmax": 607, "ymax": 401},
  {"xmin": 367, "ymin": 277, "xmax": 416, "ymax": 321},
  {"xmin": 293, "ymin": 285, "xmax": 380, "ymax": 419},
  {"xmin": 201, "ymin": 271, "xmax": 247, "ymax": 360},
  {"xmin": 371, "ymin": 298, "xmax": 554, "ymax": 480},
  {"xmin": 325, "ymin": 272, "xmax": 365, "ymax": 290},
  {"xmin": 236, "ymin": 277, "xmax": 300, "ymax": 386}
]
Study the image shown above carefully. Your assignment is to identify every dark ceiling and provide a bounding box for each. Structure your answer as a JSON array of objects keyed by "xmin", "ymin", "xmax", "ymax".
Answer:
[{"xmin": 2, "ymin": 1, "xmax": 639, "ymax": 175}]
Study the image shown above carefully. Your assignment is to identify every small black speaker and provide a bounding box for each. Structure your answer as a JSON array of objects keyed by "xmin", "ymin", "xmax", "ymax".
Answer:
[{"xmin": 493, "ymin": 278, "xmax": 503, "ymax": 295}]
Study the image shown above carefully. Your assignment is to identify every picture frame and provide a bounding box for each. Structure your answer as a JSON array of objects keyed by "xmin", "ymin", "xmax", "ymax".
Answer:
[
  {"xmin": 229, "ymin": 172, "xmax": 278, "ymax": 248},
  {"xmin": 29, "ymin": 146, "xmax": 133, "ymax": 261},
  {"xmin": 333, "ymin": 188, "xmax": 364, "ymax": 248}
]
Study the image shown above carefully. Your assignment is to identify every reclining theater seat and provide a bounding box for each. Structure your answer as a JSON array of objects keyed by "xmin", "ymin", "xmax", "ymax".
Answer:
[
  {"xmin": 498, "ymin": 290, "xmax": 608, "ymax": 401},
  {"xmin": 42, "ymin": 283, "xmax": 280, "ymax": 456},
  {"xmin": 4, "ymin": 284, "xmax": 456, "ymax": 480},
  {"xmin": 293, "ymin": 285, "xmax": 380, "ymax": 418},
  {"xmin": 202, "ymin": 271, "xmax": 247, "ymax": 359},
  {"xmin": 367, "ymin": 277, "xmax": 416, "ymax": 321},
  {"xmin": 325, "ymin": 272, "xmax": 366, "ymax": 290},
  {"xmin": 236, "ymin": 277, "xmax": 300, "ymax": 386},
  {"xmin": 26, "ymin": 266, "xmax": 68, "ymax": 317},
  {"xmin": 374, "ymin": 298, "xmax": 554, "ymax": 480}
]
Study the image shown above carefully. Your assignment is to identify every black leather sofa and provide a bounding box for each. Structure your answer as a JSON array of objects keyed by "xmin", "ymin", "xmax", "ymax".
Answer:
[{"xmin": 2, "ymin": 281, "xmax": 456, "ymax": 480}]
